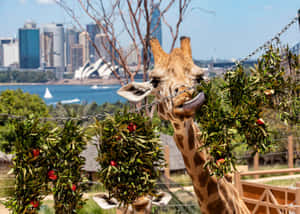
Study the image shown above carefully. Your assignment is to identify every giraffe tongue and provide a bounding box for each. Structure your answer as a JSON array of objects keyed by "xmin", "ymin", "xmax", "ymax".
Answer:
[{"xmin": 182, "ymin": 92, "xmax": 205, "ymax": 111}]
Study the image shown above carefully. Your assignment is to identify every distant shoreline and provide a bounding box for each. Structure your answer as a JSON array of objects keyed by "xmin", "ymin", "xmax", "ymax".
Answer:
[{"xmin": 0, "ymin": 78, "xmax": 122, "ymax": 86}]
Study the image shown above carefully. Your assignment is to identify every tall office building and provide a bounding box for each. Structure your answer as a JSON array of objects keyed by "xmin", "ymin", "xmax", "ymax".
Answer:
[
  {"xmin": 148, "ymin": 3, "xmax": 162, "ymax": 64},
  {"xmin": 86, "ymin": 23, "xmax": 100, "ymax": 62},
  {"xmin": 150, "ymin": 4, "xmax": 162, "ymax": 46},
  {"xmin": 0, "ymin": 45, "xmax": 2, "ymax": 66},
  {"xmin": 41, "ymin": 24, "xmax": 65, "ymax": 68},
  {"xmin": 3, "ymin": 41, "xmax": 19, "ymax": 67},
  {"xmin": 79, "ymin": 31, "xmax": 90, "ymax": 63},
  {"xmin": 19, "ymin": 22, "xmax": 40, "ymax": 69},
  {"xmin": 94, "ymin": 33, "xmax": 111, "ymax": 62},
  {"xmin": 65, "ymin": 27, "xmax": 79, "ymax": 71},
  {"xmin": 70, "ymin": 44, "xmax": 83, "ymax": 72},
  {"xmin": 41, "ymin": 31, "xmax": 54, "ymax": 67},
  {"xmin": 0, "ymin": 38, "xmax": 13, "ymax": 66},
  {"xmin": 41, "ymin": 24, "xmax": 65, "ymax": 79},
  {"xmin": 125, "ymin": 44, "xmax": 139, "ymax": 65}
]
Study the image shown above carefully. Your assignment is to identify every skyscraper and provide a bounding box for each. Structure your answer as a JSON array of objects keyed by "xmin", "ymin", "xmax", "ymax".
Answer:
[
  {"xmin": 86, "ymin": 23, "xmax": 100, "ymax": 62},
  {"xmin": 146, "ymin": 3, "xmax": 162, "ymax": 64},
  {"xmin": 94, "ymin": 33, "xmax": 111, "ymax": 62},
  {"xmin": 79, "ymin": 31, "xmax": 90, "ymax": 64},
  {"xmin": 150, "ymin": 4, "xmax": 162, "ymax": 46},
  {"xmin": 70, "ymin": 44, "xmax": 83, "ymax": 72},
  {"xmin": 3, "ymin": 41, "xmax": 19, "ymax": 67},
  {"xmin": 65, "ymin": 27, "xmax": 79, "ymax": 72},
  {"xmin": 41, "ymin": 23, "xmax": 65, "ymax": 79},
  {"xmin": 41, "ymin": 31, "xmax": 54, "ymax": 67},
  {"xmin": 41, "ymin": 24, "xmax": 65, "ymax": 68},
  {"xmin": 19, "ymin": 22, "xmax": 40, "ymax": 69}
]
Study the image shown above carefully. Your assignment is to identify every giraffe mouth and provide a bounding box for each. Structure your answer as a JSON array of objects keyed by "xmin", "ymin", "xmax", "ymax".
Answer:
[{"xmin": 174, "ymin": 92, "xmax": 205, "ymax": 115}]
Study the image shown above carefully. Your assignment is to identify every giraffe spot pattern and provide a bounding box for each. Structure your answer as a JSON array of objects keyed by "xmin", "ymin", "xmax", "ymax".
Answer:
[
  {"xmin": 182, "ymin": 154, "xmax": 191, "ymax": 169},
  {"xmin": 188, "ymin": 127, "xmax": 195, "ymax": 150},
  {"xmin": 207, "ymin": 179, "xmax": 218, "ymax": 195},
  {"xmin": 207, "ymin": 200, "xmax": 226, "ymax": 214},
  {"xmin": 198, "ymin": 171, "xmax": 209, "ymax": 187},
  {"xmin": 175, "ymin": 134, "xmax": 184, "ymax": 149},
  {"xmin": 173, "ymin": 123, "xmax": 181, "ymax": 130},
  {"xmin": 158, "ymin": 103, "xmax": 165, "ymax": 115},
  {"xmin": 193, "ymin": 152, "xmax": 205, "ymax": 166},
  {"xmin": 194, "ymin": 188, "xmax": 204, "ymax": 201}
]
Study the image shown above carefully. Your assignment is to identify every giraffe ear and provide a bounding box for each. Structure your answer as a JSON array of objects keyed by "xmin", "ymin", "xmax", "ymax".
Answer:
[
  {"xmin": 117, "ymin": 81, "xmax": 153, "ymax": 103},
  {"xmin": 150, "ymin": 38, "xmax": 168, "ymax": 66},
  {"xmin": 180, "ymin": 36, "xmax": 192, "ymax": 60}
]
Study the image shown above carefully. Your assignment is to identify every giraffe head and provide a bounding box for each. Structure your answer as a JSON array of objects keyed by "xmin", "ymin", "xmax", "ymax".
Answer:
[{"xmin": 118, "ymin": 37, "xmax": 206, "ymax": 121}]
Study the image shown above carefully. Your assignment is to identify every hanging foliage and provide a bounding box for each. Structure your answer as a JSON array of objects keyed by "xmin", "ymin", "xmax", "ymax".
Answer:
[
  {"xmin": 195, "ymin": 46, "xmax": 299, "ymax": 177},
  {"xmin": 93, "ymin": 109, "xmax": 165, "ymax": 207}
]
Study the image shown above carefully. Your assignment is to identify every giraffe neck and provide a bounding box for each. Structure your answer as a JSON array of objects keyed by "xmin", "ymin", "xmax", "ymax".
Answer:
[{"xmin": 171, "ymin": 119, "xmax": 250, "ymax": 214}]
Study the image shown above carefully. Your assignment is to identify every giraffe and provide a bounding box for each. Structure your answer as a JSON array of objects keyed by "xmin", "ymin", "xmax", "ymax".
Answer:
[{"xmin": 117, "ymin": 37, "xmax": 250, "ymax": 214}]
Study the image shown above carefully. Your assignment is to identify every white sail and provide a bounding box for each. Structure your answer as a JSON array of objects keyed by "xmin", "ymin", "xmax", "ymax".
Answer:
[
  {"xmin": 44, "ymin": 88, "xmax": 53, "ymax": 99},
  {"xmin": 91, "ymin": 85, "xmax": 99, "ymax": 89}
]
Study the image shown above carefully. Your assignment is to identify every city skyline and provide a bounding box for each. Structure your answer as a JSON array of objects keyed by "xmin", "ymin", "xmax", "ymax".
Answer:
[{"xmin": 0, "ymin": 0, "xmax": 299, "ymax": 60}]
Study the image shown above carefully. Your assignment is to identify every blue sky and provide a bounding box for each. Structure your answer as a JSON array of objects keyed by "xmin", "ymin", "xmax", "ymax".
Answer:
[{"xmin": 0, "ymin": 0, "xmax": 299, "ymax": 60}]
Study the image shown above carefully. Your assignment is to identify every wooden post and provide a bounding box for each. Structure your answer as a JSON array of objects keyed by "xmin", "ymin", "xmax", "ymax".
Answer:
[
  {"xmin": 233, "ymin": 171, "xmax": 242, "ymax": 196},
  {"xmin": 288, "ymin": 135, "xmax": 294, "ymax": 175},
  {"xmin": 254, "ymin": 152, "xmax": 259, "ymax": 179},
  {"xmin": 164, "ymin": 145, "xmax": 170, "ymax": 187},
  {"xmin": 296, "ymin": 182, "xmax": 300, "ymax": 214}
]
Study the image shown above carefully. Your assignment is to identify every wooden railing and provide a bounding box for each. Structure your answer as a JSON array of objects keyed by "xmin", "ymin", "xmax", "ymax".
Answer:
[{"xmin": 234, "ymin": 168, "xmax": 300, "ymax": 214}]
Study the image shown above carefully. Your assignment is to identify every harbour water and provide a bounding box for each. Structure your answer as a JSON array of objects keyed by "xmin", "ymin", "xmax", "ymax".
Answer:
[{"xmin": 0, "ymin": 85, "xmax": 124, "ymax": 105}]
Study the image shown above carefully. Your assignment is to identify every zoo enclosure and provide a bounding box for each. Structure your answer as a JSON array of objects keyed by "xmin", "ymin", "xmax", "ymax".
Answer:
[{"xmin": 234, "ymin": 168, "xmax": 300, "ymax": 214}]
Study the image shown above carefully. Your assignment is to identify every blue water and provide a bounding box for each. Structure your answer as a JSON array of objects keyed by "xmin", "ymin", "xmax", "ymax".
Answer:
[{"xmin": 0, "ymin": 85, "xmax": 125, "ymax": 105}]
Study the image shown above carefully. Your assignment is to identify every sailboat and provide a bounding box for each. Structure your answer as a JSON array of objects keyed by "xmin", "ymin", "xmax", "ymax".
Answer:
[
  {"xmin": 44, "ymin": 88, "xmax": 53, "ymax": 99},
  {"xmin": 91, "ymin": 85, "xmax": 99, "ymax": 89}
]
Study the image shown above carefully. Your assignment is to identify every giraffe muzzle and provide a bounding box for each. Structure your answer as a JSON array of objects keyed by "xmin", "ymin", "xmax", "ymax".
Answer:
[{"xmin": 174, "ymin": 92, "xmax": 205, "ymax": 116}]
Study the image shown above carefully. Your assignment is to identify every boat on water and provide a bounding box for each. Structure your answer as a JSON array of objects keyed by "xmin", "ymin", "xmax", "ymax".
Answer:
[
  {"xmin": 91, "ymin": 85, "xmax": 99, "ymax": 89},
  {"xmin": 60, "ymin": 98, "xmax": 80, "ymax": 104},
  {"xmin": 44, "ymin": 88, "xmax": 53, "ymax": 99}
]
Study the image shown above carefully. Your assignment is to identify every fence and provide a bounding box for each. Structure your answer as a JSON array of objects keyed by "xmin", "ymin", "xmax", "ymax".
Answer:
[{"xmin": 234, "ymin": 168, "xmax": 300, "ymax": 214}]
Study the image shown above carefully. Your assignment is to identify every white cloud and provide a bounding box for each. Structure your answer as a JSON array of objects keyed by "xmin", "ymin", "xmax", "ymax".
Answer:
[
  {"xmin": 19, "ymin": 0, "xmax": 26, "ymax": 4},
  {"xmin": 36, "ymin": 0, "xmax": 56, "ymax": 4}
]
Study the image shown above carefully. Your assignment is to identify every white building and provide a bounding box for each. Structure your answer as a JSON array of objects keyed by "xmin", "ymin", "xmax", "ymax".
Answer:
[
  {"xmin": 41, "ymin": 23, "xmax": 65, "ymax": 79},
  {"xmin": 79, "ymin": 31, "xmax": 90, "ymax": 64},
  {"xmin": 3, "ymin": 41, "xmax": 19, "ymax": 67},
  {"xmin": 125, "ymin": 44, "xmax": 139, "ymax": 65},
  {"xmin": 74, "ymin": 58, "xmax": 117, "ymax": 80}
]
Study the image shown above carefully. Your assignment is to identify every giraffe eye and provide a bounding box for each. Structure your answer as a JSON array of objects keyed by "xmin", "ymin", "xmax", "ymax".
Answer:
[
  {"xmin": 195, "ymin": 75, "xmax": 204, "ymax": 83},
  {"xmin": 151, "ymin": 77, "xmax": 161, "ymax": 88}
]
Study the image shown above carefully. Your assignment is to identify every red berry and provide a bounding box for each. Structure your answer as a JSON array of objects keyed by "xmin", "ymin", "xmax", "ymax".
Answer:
[
  {"xmin": 217, "ymin": 158, "xmax": 225, "ymax": 165},
  {"xmin": 48, "ymin": 170, "xmax": 57, "ymax": 180},
  {"xmin": 110, "ymin": 160, "xmax": 117, "ymax": 167},
  {"xmin": 264, "ymin": 89, "xmax": 274, "ymax": 96},
  {"xmin": 256, "ymin": 118, "xmax": 265, "ymax": 125},
  {"xmin": 30, "ymin": 201, "xmax": 39, "ymax": 208},
  {"xmin": 127, "ymin": 123, "xmax": 136, "ymax": 132},
  {"xmin": 32, "ymin": 149, "xmax": 40, "ymax": 157},
  {"xmin": 71, "ymin": 184, "xmax": 77, "ymax": 191}
]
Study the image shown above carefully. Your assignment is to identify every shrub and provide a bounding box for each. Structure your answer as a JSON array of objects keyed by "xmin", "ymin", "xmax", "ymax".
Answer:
[{"xmin": 93, "ymin": 109, "xmax": 165, "ymax": 207}]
